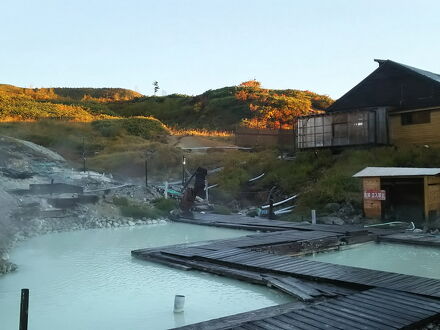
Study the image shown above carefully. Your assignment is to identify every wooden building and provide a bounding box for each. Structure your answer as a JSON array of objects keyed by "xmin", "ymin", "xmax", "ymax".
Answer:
[
  {"xmin": 353, "ymin": 167, "xmax": 440, "ymax": 224},
  {"xmin": 297, "ymin": 59, "xmax": 440, "ymax": 149},
  {"xmin": 235, "ymin": 126, "xmax": 295, "ymax": 151}
]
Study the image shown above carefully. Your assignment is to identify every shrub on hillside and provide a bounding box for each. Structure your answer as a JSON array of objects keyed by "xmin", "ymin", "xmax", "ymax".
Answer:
[
  {"xmin": 153, "ymin": 198, "xmax": 178, "ymax": 213},
  {"xmin": 121, "ymin": 117, "xmax": 169, "ymax": 140},
  {"xmin": 91, "ymin": 117, "xmax": 169, "ymax": 140},
  {"xmin": 119, "ymin": 204, "xmax": 162, "ymax": 219},
  {"xmin": 91, "ymin": 120, "xmax": 124, "ymax": 137}
]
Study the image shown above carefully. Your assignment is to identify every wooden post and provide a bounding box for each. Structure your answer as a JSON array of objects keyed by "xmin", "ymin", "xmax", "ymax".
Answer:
[
  {"xmin": 424, "ymin": 176, "xmax": 429, "ymax": 225},
  {"xmin": 82, "ymin": 137, "xmax": 86, "ymax": 173},
  {"xmin": 205, "ymin": 179, "xmax": 209, "ymax": 203},
  {"xmin": 268, "ymin": 198, "xmax": 275, "ymax": 219},
  {"xmin": 164, "ymin": 181, "xmax": 168, "ymax": 199},
  {"xmin": 311, "ymin": 210, "xmax": 316, "ymax": 224},
  {"xmin": 19, "ymin": 288, "xmax": 29, "ymax": 330},
  {"xmin": 145, "ymin": 156, "xmax": 148, "ymax": 188}
]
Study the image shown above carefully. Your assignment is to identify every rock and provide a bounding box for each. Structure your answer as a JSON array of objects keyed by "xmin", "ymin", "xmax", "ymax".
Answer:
[
  {"xmin": 337, "ymin": 202, "xmax": 356, "ymax": 218},
  {"xmin": 128, "ymin": 221, "xmax": 135, "ymax": 226},
  {"xmin": 1, "ymin": 252, "xmax": 9, "ymax": 261},
  {"xmin": 429, "ymin": 217, "xmax": 440, "ymax": 230},
  {"xmin": 324, "ymin": 203, "xmax": 341, "ymax": 213},
  {"xmin": 318, "ymin": 216, "xmax": 345, "ymax": 225}
]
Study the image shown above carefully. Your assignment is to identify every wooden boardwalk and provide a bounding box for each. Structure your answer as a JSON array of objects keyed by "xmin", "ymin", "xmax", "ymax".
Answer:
[
  {"xmin": 380, "ymin": 232, "xmax": 440, "ymax": 247},
  {"xmin": 132, "ymin": 213, "xmax": 440, "ymax": 329},
  {"xmin": 175, "ymin": 213, "xmax": 403, "ymax": 237},
  {"xmin": 133, "ymin": 226, "xmax": 440, "ymax": 298},
  {"xmin": 147, "ymin": 243, "xmax": 440, "ymax": 298},
  {"xmin": 175, "ymin": 288, "xmax": 440, "ymax": 330}
]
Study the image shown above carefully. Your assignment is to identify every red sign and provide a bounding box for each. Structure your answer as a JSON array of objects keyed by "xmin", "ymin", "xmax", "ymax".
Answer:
[{"xmin": 364, "ymin": 190, "xmax": 386, "ymax": 201}]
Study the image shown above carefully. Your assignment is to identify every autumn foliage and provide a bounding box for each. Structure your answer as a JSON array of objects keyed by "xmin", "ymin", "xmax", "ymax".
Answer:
[{"xmin": 236, "ymin": 80, "xmax": 333, "ymax": 129}]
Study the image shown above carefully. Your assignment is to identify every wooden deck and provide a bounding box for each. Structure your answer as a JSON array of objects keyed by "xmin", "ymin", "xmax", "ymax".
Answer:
[
  {"xmin": 175, "ymin": 288, "xmax": 440, "ymax": 330},
  {"xmin": 175, "ymin": 213, "xmax": 403, "ymax": 237},
  {"xmin": 134, "ymin": 236, "xmax": 440, "ymax": 298},
  {"xmin": 379, "ymin": 232, "xmax": 440, "ymax": 247},
  {"xmin": 132, "ymin": 213, "xmax": 440, "ymax": 329}
]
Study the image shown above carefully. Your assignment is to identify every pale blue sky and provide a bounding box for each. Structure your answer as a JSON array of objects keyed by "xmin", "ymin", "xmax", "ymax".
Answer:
[{"xmin": 1, "ymin": 0, "xmax": 439, "ymax": 98}]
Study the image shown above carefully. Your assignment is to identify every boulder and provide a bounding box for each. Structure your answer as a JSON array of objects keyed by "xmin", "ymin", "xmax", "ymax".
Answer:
[
  {"xmin": 324, "ymin": 203, "xmax": 341, "ymax": 213},
  {"xmin": 318, "ymin": 216, "xmax": 345, "ymax": 225}
]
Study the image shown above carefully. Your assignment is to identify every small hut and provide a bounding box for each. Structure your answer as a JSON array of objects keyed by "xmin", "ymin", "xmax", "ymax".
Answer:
[{"xmin": 353, "ymin": 167, "xmax": 440, "ymax": 224}]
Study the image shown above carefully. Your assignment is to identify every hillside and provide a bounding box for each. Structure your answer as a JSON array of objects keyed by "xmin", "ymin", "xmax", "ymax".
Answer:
[
  {"xmin": 107, "ymin": 84, "xmax": 334, "ymax": 130},
  {"xmin": 0, "ymin": 83, "xmax": 333, "ymax": 130},
  {"xmin": 0, "ymin": 84, "xmax": 142, "ymax": 102}
]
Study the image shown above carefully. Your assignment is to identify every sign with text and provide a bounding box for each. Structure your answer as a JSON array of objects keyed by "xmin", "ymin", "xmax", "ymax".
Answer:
[{"xmin": 364, "ymin": 190, "xmax": 386, "ymax": 201}]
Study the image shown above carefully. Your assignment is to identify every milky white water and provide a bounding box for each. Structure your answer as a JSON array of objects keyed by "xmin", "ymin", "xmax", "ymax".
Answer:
[
  {"xmin": 0, "ymin": 223, "xmax": 291, "ymax": 330},
  {"xmin": 304, "ymin": 242, "xmax": 440, "ymax": 279}
]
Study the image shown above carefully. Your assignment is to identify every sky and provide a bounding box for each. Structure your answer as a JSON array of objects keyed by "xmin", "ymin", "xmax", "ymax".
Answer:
[{"xmin": 1, "ymin": 0, "xmax": 440, "ymax": 98}]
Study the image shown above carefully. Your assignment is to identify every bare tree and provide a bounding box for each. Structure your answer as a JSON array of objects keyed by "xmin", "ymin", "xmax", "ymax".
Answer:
[{"xmin": 152, "ymin": 81, "xmax": 159, "ymax": 96}]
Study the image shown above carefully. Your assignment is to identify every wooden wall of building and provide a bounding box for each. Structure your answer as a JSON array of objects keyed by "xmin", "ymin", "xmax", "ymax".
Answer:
[
  {"xmin": 235, "ymin": 127, "xmax": 295, "ymax": 150},
  {"xmin": 390, "ymin": 108, "xmax": 440, "ymax": 146},
  {"xmin": 424, "ymin": 176, "xmax": 440, "ymax": 222}
]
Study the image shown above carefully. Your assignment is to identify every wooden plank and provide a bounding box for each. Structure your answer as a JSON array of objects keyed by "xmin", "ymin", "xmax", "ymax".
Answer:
[
  {"xmin": 250, "ymin": 320, "xmax": 285, "ymax": 330},
  {"xmin": 291, "ymin": 308, "xmax": 369, "ymax": 330},
  {"xmin": 376, "ymin": 288, "xmax": 440, "ymax": 309},
  {"xmin": 361, "ymin": 291, "xmax": 438, "ymax": 316},
  {"xmin": 240, "ymin": 323, "xmax": 266, "ymax": 330},
  {"xmin": 343, "ymin": 295, "xmax": 420, "ymax": 322},
  {"xmin": 279, "ymin": 311, "xmax": 340, "ymax": 330},
  {"xmin": 259, "ymin": 317, "xmax": 293, "ymax": 330},
  {"xmin": 329, "ymin": 299, "xmax": 410, "ymax": 327},
  {"xmin": 253, "ymin": 317, "xmax": 317, "ymax": 330},
  {"xmin": 264, "ymin": 276, "xmax": 314, "ymax": 301},
  {"xmin": 312, "ymin": 304, "xmax": 395, "ymax": 330}
]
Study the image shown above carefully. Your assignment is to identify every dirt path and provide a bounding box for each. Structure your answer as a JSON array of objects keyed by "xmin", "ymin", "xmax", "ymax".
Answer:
[{"xmin": 167, "ymin": 135, "xmax": 237, "ymax": 149}]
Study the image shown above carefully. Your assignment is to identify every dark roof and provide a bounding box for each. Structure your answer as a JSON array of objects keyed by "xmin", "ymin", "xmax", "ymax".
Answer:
[
  {"xmin": 327, "ymin": 60, "xmax": 440, "ymax": 112},
  {"xmin": 397, "ymin": 61, "xmax": 440, "ymax": 84}
]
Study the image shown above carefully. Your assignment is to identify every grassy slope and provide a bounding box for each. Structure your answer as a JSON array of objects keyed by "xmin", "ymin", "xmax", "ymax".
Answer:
[
  {"xmin": 0, "ymin": 84, "xmax": 142, "ymax": 101},
  {"xmin": 201, "ymin": 145, "xmax": 440, "ymax": 219},
  {"xmin": 106, "ymin": 87, "xmax": 333, "ymax": 130},
  {"xmin": 0, "ymin": 84, "xmax": 332, "ymax": 130}
]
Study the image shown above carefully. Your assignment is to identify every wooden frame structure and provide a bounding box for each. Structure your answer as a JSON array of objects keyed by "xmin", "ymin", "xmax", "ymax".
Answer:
[{"xmin": 354, "ymin": 167, "xmax": 440, "ymax": 224}]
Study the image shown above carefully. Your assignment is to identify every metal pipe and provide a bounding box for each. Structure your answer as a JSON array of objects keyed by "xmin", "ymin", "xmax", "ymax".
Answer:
[
  {"xmin": 311, "ymin": 209, "xmax": 317, "ymax": 224},
  {"xmin": 363, "ymin": 221, "xmax": 412, "ymax": 229},
  {"xmin": 181, "ymin": 156, "xmax": 186, "ymax": 185},
  {"xmin": 174, "ymin": 295, "xmax": 185, "ymax": 313},
  {"xmin": 248, "ymin": 173, "xmax": 265, "ymax": 182},
  {"xmin": 261, "ymin": 194, "xmax": 299, "ymax": 209}
]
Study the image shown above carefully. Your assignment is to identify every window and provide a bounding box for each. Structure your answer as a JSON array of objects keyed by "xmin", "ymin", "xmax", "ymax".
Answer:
[{"xmin": 401, "ymin": 111, "xmax": 431, "ymax": 125}]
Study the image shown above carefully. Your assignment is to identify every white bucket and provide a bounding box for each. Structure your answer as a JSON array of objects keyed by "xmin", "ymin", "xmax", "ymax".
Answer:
[{"xmin": 173, "ymin": 295, "xmax": 185, "ymax": 313}]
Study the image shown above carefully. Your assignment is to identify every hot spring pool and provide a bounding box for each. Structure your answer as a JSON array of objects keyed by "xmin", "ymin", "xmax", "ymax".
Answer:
[
  {"xmin": 0, "ymin": 222, "xmax": 291, "ymax": 330},
  {"xmin": 304, "ymin": 242, "xmax": 440, "ymax": 279}
]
